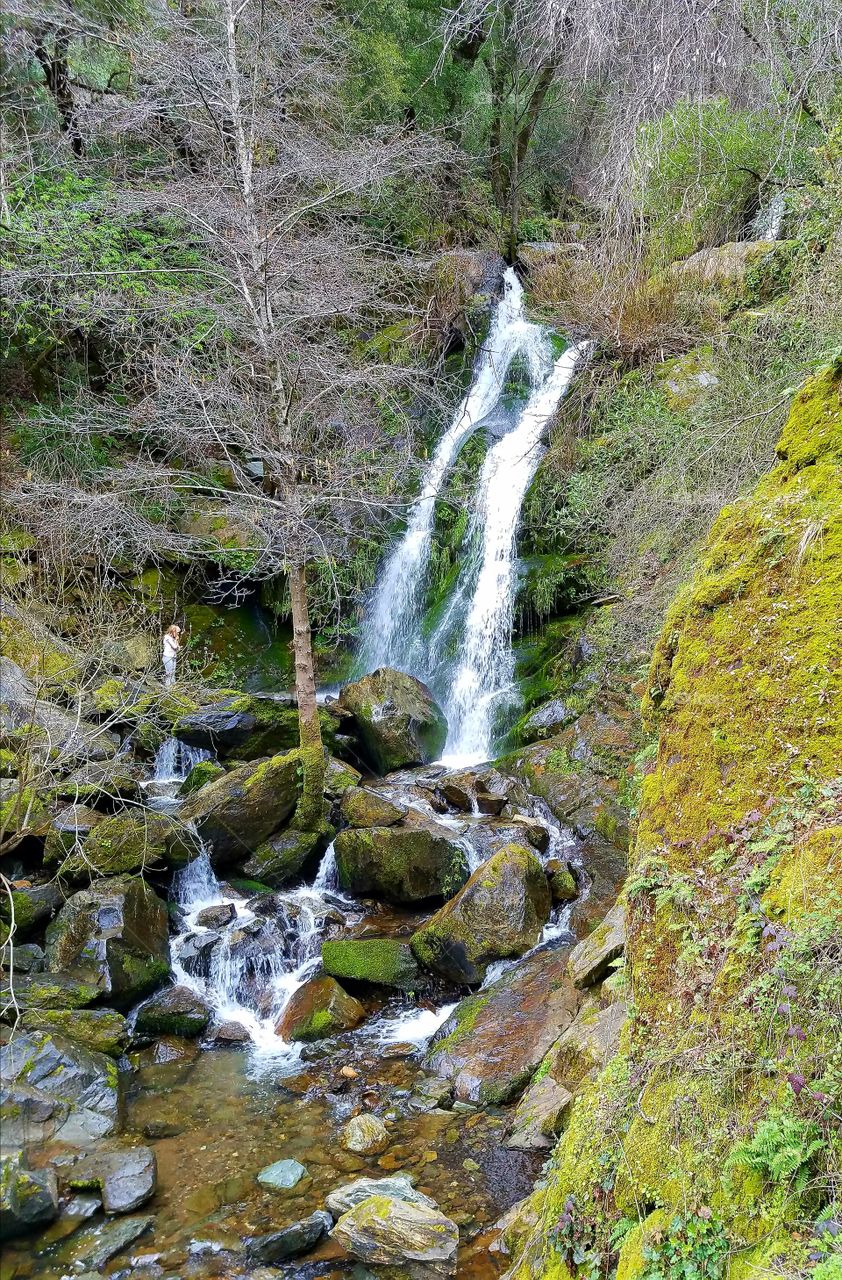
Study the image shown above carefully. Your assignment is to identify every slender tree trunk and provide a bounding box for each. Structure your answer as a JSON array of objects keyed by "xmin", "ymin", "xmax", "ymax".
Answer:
[
  {"xmin": 289, "ymin": 560, "xmax": 325, "ymax": 830},
  {"xmin": 35, "ymin": 32, "xmax": 83, "ymax": 155}
]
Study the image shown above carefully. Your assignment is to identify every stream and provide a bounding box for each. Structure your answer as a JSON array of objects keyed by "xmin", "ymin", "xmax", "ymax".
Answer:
[{"xmin": 2, "ymin": 272, "xmax": 603, "ymax": 1280}]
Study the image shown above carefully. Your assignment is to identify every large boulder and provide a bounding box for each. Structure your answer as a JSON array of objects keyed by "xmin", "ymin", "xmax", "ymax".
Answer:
[
  {"xmin": 179, "ymin": 751, "xmax": 300, "ymax": 867},
  {"xmin": 0, "ymin": 1030, "xmax": 120, "ymax": 1144},
  {"xmin": 43, "ymin": 804, "xmax": 104, "ymax": 864},
  {"xmin": 411, "ymin": 844, "xmax": 551, "ymax": 984},
  {"xmin": 340, "ymin": 786, "xmax": 406, "ymax": 828},
  {"xmin": 57, "ymin": 1144, "xmax": 157, "ymax": 1214},
  {"xmin": 322, "ymin": 938, "xmax": 421, "ymax": 990},
  {"xmin": 276, "ymin": 976, "xmax": 364, "ymax": 1043},
  {"xmin": 331, "ymin": 1193, "xmax": 459, "ymax": 1279},
  {"xmin": 53, "ymin": 810, "xmax": 200, "ymax": 877},
  {"xmin": 19, "ymin": 1008, "xmax": 129, "ymax": 1057},
  {"xmin": 0, "ymin": 657, "xmax": 118, "ymax": 764},
  {"xmin": 134, "ymin": 985, "xmax": 211, "ymax": 1038},
  {"xmin": 52, "ymin": 756, "xmax": 144, "ymax": 807},
  {"xmin": 0, "ymin": 1151, "xmax": 59, "ymax": 1241},
  {"xmin": 174, "ymin": 694, "xmax": 339, "ymax": 761},
  {"xmin": 45, "ymin": 875, "xmax": 169, "ymax": 1008},
  {"xmin": 0, "ymin": 881, "xmax": 64, "ymax": 940},
  {"xmin": 338, "ymin": 668, "xmax": 447, "ymax": 773},
  {"xmin": 242, "ymin": 824, "xmax": 332, "ymax": 887},
  {"xmin": 1, "ymin": 971, "xmax": 101, "ymax": 1013},
  {"xmin": 568, "ymin": 902, "xmax": 625, "ymax": 987},
  {"xmin": 334, "ymin": 827, "xmax": 468, "ymax": 904},
  {"xmin": 425, "ymin": 947, "xmax": 580, "ymax": 1104},
  {"xmin": 326, "ymin": 1174, "xmax": 436, "ymax": 1218}
]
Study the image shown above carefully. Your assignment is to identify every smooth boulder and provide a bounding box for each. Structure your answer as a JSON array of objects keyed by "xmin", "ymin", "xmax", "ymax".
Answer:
[
  {"xmin": 56, "ymin": 811, "xmax": 200, "ymax": 877},
  {"xmin": 340, "ymin": 787, "xmax": 406, "ymax": 828},
  {"xmin": 326, "ymin": 1174, "xmax": 436, "ymax": 1218},
  {"xmin": 246, "ymin": 1210, "xmax": 332, "ymax": 1263},
  {"xmin": 59, "ymin": 1145, "xmax": 157, "ymax": 1214},
  {"xmin": 45, "ymin": 875, "xmax": 169, "ymax": 1008},
  {"xmin": 242, "ymin": 825, "xmax": 331, "ymax": 887},
  {"xmin": 134, "ymin": 985, "xmax": 211, "ymax": 1038},
  {"xmin": 179, "ymin": 751, "xmax": 300, "ymax": 867},
  {"xmin": 411, "ymin": 844, "xmax": 551, "ymax": 984},
  {"xmin": 0, "ymin": 657, "xmax": 118, "ymax": 765},
  {"xmin": 332, "ymin": 1193, "xmax": 459, "ymax": 1279},
  {"xmin": 322, "ymin": 938, "xmax": 420, "ymax": 990},
  {"xmin": 341, "ymin": 1113, "xmax": 390, "ymax": 1155},
  {"xmin": 338, "ymin": 668, "xmax": 447, "ymax": 773},
  {"xmin": 276, "ymin": 976, "xmax": 364, "ymax": 1042},
  {"xmin": 334, "ymin": 827, "xmax": 468, "ymax": 904}
]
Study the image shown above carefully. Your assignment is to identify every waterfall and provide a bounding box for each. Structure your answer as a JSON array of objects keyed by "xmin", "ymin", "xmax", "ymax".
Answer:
[
  {"xmin": 750, "ymin": 190, "xmax": 787, "ymax": 241},
  {"xmin": 360, "ymin": 266, "xmax": 592, "ymax": 765},
  {"xmin": 441, "ymin": 341, "xmax": 592, "ymax": 764},
  {"xmin": 361, "ymin": 268, "xmax": 534, "ymax": 673},
  {"xmin": 153, "ymin": 738, "xmax": 211, "ymax": 783}
]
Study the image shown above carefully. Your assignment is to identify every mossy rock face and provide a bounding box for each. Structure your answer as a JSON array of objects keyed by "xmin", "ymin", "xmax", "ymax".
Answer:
[
  {"xmin": 179, "ymin": 760, "xmax": 226, "ymax": 795},
  {"xmin": 179, "ymin": 751, "xmax": 300, "ymax": 868},
  {"xmin": 0, "ymin": 783, "xmax": 50, "ymax": 838},
  {"xmin": 324, "ymin": 756, "xmax": 362, "ymax": 798},
  {"xmin": 134, "ymin": 985, "xmax": 211, "ymax": 1038},
  {"xmin": 0, "ymin": 882, "xmax": 64, "ymax": 943},
  {"xmin": 321, "ymin": 939, "xmax": 421, "ymax": 991},
  {"xmin": 276, "ymin": 976, "xmax": 365, "ymax": 1043},
  {"xmin": 175, "ymin": 695, "xmax": 339, "ymax": 761},
  {"xmin": 43, "ymin": 804, "xmax": 105, "ymax": 866},
  {"xmin": 45, "ymin": 875, "xmax": 170, "ymax": 1009},
  {"xmin": 411, "ymin": 844, "xmax": 552, "ymax": 984},
  {"xmin": 1, "ymin": 971, "xmax": 102, "ymax": 1013},
  {"xmin": 61, "ymin": 811, "xmax": 201, "ymax": 878},
  {"xmin": 338, "ymin": 668, "xmax": 447, "ymax": 774},
  {"xmin": 506, "ymin": 368, "xmax": 842, "ymax": 1276},
  {"xmin": 334, "ymin": 826, "xmax": 469, "ymax": 905},
  {"xmin": 243, "ymin": 824, "xmax": 333, "ymax": 888},
  {"xmin": 339, "ymin": 787, "xmax": 406, "ymax": 829},
  {"xmin": 0, "ymin": 1151, "xmax": 58, "ymax": 1241},
  {"xmin": 0, "ymin": 606, "xmax": 80, "ymax": 697},
  {"xmin": 0, "ymin": 1029, "xmax": 121, "ymax": 1146},
  {"xmin": 19, "ymin": 1008, "xmax": 129, "ymax": 1057}
]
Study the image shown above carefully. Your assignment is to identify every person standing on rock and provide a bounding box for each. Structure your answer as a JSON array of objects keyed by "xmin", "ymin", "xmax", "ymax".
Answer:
[{"xmin": 162, "ymin": 624, "xmax": 181, "ymax": 686}]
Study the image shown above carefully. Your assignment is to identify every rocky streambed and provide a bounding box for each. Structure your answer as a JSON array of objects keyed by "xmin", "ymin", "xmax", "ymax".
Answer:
[{"xmin": 1, "ymin": 661, "xmax": 632, "ymax": 1278}]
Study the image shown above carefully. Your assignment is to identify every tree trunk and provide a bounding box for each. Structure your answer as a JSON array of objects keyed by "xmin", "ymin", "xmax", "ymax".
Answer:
[{"xmin": 289, "ymin": 560, "xmax": 325, "ymax": 830}]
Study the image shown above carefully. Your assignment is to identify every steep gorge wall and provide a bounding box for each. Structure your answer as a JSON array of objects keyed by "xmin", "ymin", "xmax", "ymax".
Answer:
[{"xmin": 505, "ymin": 364, "xmax": 842, "ymax": 1279}]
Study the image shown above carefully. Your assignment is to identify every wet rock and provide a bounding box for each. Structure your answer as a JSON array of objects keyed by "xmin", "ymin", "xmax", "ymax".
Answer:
[
  {"xmin": 436, "ymin": 770, "xmax": 509, "ymax": 816},
  {"xmin": 568, "ymin": 902, "xmax": 625, "ymax": 987},
  {"xmin": 1, "ymin": 970, "xmax": 101, "ymax": 1013},
  {"xmin": 172, "ymin": 698, "xmax": 258, "ymax": 753},
  {"xmin": 546, "ymin": 858, "xmax": 577, "ymax": 902},
  {"xmin": 246, "ymin": 1210, "xmax": 332, "ymax": 1263},
  {"xmin": 45, "ymin": 875, "xmax": 169, "ymax": 1008},
  {"xmin": 324, "ymin": 755, "xmax": 362, "ymax": 799},
  {"xmin": 242, "ymin": 825, "xmax": 331, "ymax": 888},
  {"xmin": 321, "ymin": 938, "xmax": 421, "ymax": 991},
  {"xmin": 520, "ymin": 697, "xmax": 576, "ymax": 742},
  {"xmin": 340, "ymin": 786, "xmax": 407, "ymax": 828},
  {"xmin": 338, "ymin": 668, "xmax": 447, "ymax": 774},
  {"xmin": 60, "ymin": 811, "xmax": 201, "ymax": 877},
  {"xmin": 53, "ymin": 756, "xmax": 144, "ymax": 807},
  {"xmin": 58, "ymin": 1144, "xmax": 157, "ymax": 1214},
  {"xmin": 0, "ymin": 1030, "xmax": 120, "ymax": 1144},
  {"xmin": 175, "ymin": 930, "xmax": 220, "ymax": 981},
  {"xmin": 137, "ymin": 1035, "xmax": 199, "ymax": 1066},
  {"xmin": 409, "ymin": 1076, "xmax": 454, "ymax": 1113},
  {"xmin": 211, "ymin": 1020, "xmax": 251, "ymax": 1045},
  {"xmin": 0, "ymin": 1151, "xmax": 59, "ymax": 1241},
  {"xmin": 342, "ymin": 1113, "xmax": 390, "ymax": 1155},
  {"xmin": 425, "ymin": 948, "xmax": 580, "ymax": 1104},
  {"xmin": 411, "ymin": 844, "xmax": 551, "ymax": 984},
  {"xmin": 334, "ymin": 827, "xmax": 468, "ymax": 904},
  {"xmin": 194, "ymin": 902, "xmax": 236, "ymax": 929},
  {"xmin": 331, "ymin": 1193, "xmax": 459, "ymax": 1278},
  {"xmin": 537, "ymin": 997, "xmax": 627, "ymax": 1094},
  {"xmin": 61, "ymin": 1212, "xmax": 154, "ymax": 1269},
  {"xmin": 180, "ymin": 752, "xmax": 300, "ymax": 867},
  {"xmin": 20, "ymin": 1008, "xmax": 129, "ymax": 1057},
  {"xmin": 9, "ymin": 942, "xmax": 44, "ymax": 973},
  {"xmin": 276, "ymin": 976, "xmax": 365, "ymax": 1043},
  {"xmin": 508, "ymin": 814, "xmax": 551, "ymax": 853},
  {"xmin": 505, "ymin": 1075, "xmax": 574, "ymax": 1150},
  {"xmin": 256, "ymin": 1158, "xmax": 307, "ymax": 1190},
  {"xmin": 180, "ymin": 759, "xmax": 226, "ymax": 795},
  {"xmin": 175, "ymin": 695, "xmax": 340, "ymax": 761},
  {"xmin": 326, "ymin": 1173, "xmax": 436, "ymax": 1217},
  {"xmin": 134, "ymin": 985, "xmax": 211, "ymax": 1038},
  {"xmin": 43, "ymin": 803, "xmax": 104, "ymax": 864}
]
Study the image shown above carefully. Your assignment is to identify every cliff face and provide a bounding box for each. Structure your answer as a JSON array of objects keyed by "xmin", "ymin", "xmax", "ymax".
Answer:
[{"xmin": 505, "ymin": 364, "xmax": 842, "ymax": 1280}]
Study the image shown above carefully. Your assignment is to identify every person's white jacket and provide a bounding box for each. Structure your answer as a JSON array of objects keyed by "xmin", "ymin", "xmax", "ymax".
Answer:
[{"xmin": 162, "ymin": 633, "xmax": 179, "ymax": 685}]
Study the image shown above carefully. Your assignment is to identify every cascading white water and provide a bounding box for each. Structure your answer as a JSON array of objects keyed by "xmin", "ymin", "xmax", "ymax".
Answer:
[
  {"xmin": 362, "ymin": 269, "xmax": 535, "ymax": 673},
  {"xmin": 441, "ymin": 341, "xmax": 592, "ymax": 764},
  {"xmin": 153, "ymin": 738, "xmax": 211, "ymax": 783},
  {"xmin": 170, "ymin": 845, "xmax": 357, "ymax": 1065}
]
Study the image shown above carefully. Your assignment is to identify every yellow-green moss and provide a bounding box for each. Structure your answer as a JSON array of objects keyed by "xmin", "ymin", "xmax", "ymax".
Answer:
[{"xmin": 506, "ymin": 368, "xmax": 842, "ymax": 1279}]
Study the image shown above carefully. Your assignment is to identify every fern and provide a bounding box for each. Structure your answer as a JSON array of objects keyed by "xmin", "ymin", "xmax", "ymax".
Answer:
[{"xmin": 727, "ymin": 1110, "xmax": 826, "ymax": 1193}]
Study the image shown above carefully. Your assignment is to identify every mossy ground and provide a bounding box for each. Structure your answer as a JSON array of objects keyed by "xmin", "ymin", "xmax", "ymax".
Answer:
[{"xmin": 506, "ymin": 367, "xmax": 842, "ymax": 1280}]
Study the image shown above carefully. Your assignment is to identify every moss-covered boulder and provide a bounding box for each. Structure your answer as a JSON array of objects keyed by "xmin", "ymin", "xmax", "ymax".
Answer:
[
  {"xmin": 179, "ymin": 751, "xmax": 300, "ymax": 867},
  {"xmin": 1, "ymin": 657, "xmax": 118, "ymax": 765},
  {"xmin": 0, "ymin": 1151, "xmax": 58, "ymax": 1241},
  {"xmin": 19, "ymin": 1008, "xmax": 129, "ymax": 1057},
  {"xmin": 242, "ymin": 824, "xmax": 333, "ymax": 888},
  {"xmin": 324, "ymin": 756, "xmax": 362, "ymax": 798},
  {"xmin": 179, "ymin": 759, "xmax": 226, "ymax": 795},
  {"xmin": 546, "ymin": 858, "xmax": 577, "ymax": 902},
  {"xmin": 411, "ymin": 845, "xmax": 551, "ymax": 984},
  {"xmin": 334, "ymin": 826, "xmax": 468, "ymax": 904},
  {"xmin": 52, "ymin": 756, "xmax": 144, "ymax": 807},
  {"xmin": 339, "ymin": 787, "xmax": 406, "ymax": 828},
  {"xmin": 134, "ymin": 985, "xmax": 211, "ymax": 1038},
  {"xmin": 331, "ymin": 1192, "xmax": 459, "ymax": 1275},
  {"xmin": 43, "ymin": 804, "xmax": 104, "ymax": 865},
  {"xmin": 504, "ymin": 367, "xmax": 842, "ymax": 1279},
  {"xmin": 0, "ymin": 780, "xmax": 50, "ymax": 839},
  {"xmin": 275, "ymin": 975, "xmax": 365, "ymax": 1043},
  {"xmin": 0, "ymin": 604, "xmax": 80, "ymax": 697},
  {"xmin": 338, "ymin": 668, "xmax": 447, "ymax": 773},
  {"xmin": 55, "ymin": 810, "xmax": 201, "ymax": 877},
  {"xmin": 0, "ymin": 1030, "xmax": 120, "ymax": 1145},
  {"xmin": 174, "ymin": 694, "xmax": 339, "ymax": 761},
  {"xmin": 0, "ymin": 970, "xmax": 101, "ymax": 1015},
  {"xmin": 0, "ymin": 881, "xmax": 64, "ymax": 942},
  {"xmin": 321, "ymin": 938, "xmax": 421, "ymax": 990},
  {"xmin": 45, "ymin": 875, "xmax": 169, "ymax": 1008}
]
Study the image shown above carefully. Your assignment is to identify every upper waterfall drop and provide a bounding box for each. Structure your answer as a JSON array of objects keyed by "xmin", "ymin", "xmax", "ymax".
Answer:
[{"xmin": 361, "ymin": 267, "xmax": 533, "ymax": 674}]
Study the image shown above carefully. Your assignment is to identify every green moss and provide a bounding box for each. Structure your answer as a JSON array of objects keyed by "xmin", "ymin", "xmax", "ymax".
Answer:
[
  {"xmin": 179, "ymin": 760, "xmax": 226, "ymax": 795},
  {"xmin": 321, "ymin": 938, "xmax": 420, "ymax": 990},
  {"xmin": 0, "ymin": 786, "xmax": 48, "ymax": 836},
  {"xmin": 20, "ymin": 1008, "xmax": 128, "ymax": 1056}
]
